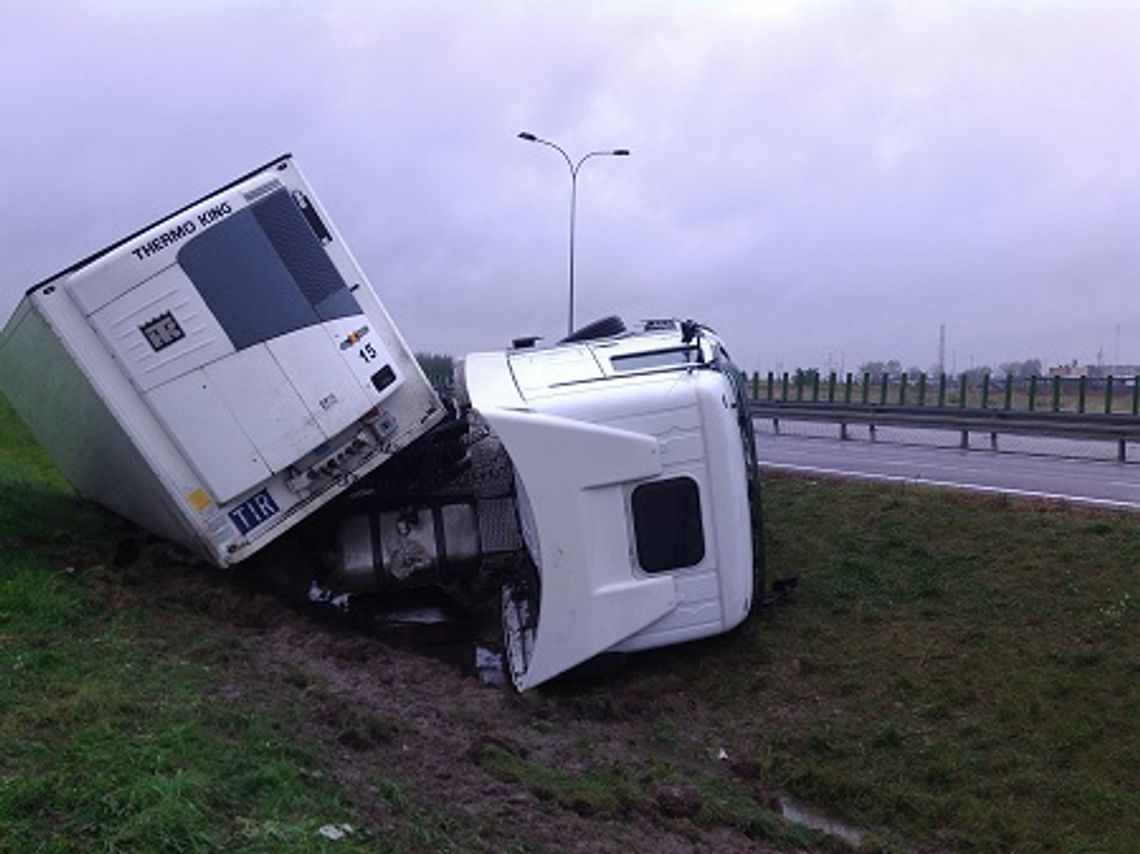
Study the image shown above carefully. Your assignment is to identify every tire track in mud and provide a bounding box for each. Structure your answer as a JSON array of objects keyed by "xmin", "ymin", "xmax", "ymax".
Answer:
[{"xmin": 131, "ymin": 558, "xmax": 783, "ymax": 852}]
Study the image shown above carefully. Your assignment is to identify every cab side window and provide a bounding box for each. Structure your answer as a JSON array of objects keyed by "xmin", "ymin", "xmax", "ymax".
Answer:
[{"xmin": 632, "ymin": 477, "xmax": 705, "ymax": 572}]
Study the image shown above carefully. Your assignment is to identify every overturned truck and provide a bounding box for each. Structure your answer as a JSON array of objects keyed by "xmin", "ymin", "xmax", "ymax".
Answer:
[{"xmin": 0, "ymin": 155, "xmax": 761, "ymax": 690}]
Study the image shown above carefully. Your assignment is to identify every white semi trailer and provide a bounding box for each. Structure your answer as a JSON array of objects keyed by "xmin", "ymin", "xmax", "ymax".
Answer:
[
  {"xmin": 0, "ymin": 156, "xmax": 761, "ymax": 690},
  {"xmin": 0, "ymin": 156, "xmax": 443, "ymax": 567}
]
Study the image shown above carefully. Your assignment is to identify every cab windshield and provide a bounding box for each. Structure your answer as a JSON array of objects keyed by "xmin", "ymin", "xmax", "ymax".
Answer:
[{"xmin": 712, "ymin": 344, "xmax": 759, "ymax": 488}]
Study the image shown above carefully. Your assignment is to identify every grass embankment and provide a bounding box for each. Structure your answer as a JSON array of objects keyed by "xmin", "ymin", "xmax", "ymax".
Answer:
[
  {"xmin": 552, "ymin": 475, "xmax": 1138, "ymax": 850},
  {"xmin": 0, "ymin": 398, "xmax": 445, "ymax": 852},
  {"xmin": 1, "ymin": 391, "xmax": 1137, "ymax": 851}
]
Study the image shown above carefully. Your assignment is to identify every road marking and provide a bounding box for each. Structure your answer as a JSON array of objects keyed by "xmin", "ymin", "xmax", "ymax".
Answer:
[
  {"xmin": 757, "ymin": 428, "xmax": 1125, "ymax": 462},
  {"xmin": 760, "ymin": 462, "xmax": 1140, "ymax": 511},
  {"xmin": 1107, "ymin": 479, "xmax": 1140, "ymax": 490}
]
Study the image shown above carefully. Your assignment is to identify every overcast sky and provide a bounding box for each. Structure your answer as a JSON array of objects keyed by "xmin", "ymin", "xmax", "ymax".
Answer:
[{"xmin": 2, "ymin": 0, "xmax": 1137, "ymax": 373}]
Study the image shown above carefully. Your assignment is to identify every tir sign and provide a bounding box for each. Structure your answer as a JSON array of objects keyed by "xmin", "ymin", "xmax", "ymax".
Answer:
[{"xmin": 228, "ymin": 489, "xmax": 280, "ymax": 535}]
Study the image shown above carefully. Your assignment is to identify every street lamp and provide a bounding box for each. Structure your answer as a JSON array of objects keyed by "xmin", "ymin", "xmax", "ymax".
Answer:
[{"xmin": 517, "ymin": 131, "xmax": 630, "ymax": 336}]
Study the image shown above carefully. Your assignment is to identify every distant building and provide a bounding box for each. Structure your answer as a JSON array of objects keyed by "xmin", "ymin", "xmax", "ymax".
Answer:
[
  {"xmin": 1048, "ymin": 361, "xmax": 1139, "ymax": 379},
  {"xmin": 1085, "ymin": 364, "xmax": 1140, "ymax": 379}
]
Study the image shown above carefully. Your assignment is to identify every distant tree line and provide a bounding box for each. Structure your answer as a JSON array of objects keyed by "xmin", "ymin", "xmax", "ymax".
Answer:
[
  {"xmin": 415, "ymin": 352, "xmax": 455, "ymax": 389},
  {"xmin": 851, "ymin": 358, "xmax": 1044, "ymax": 382},
  {"xmin": 772, "ymin": 358, "xmax": 1053, "ymax": 391}
]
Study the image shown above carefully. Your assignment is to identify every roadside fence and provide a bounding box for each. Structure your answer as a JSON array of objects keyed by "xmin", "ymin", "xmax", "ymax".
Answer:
[{"xmin": 748, "ymin": 371, "xmax": 1140, "ymax": 463}]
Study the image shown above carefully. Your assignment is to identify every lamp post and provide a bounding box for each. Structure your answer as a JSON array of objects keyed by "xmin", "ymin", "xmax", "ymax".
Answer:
[{"xmin": 517, "ymin": 131, "xmax": 629, "ymax": 336}]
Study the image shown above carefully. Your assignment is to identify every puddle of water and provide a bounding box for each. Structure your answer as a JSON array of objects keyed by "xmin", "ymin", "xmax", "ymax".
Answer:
[{"xmin": 779, "ymin": 797, "xmax": 866, "ymax": 848}]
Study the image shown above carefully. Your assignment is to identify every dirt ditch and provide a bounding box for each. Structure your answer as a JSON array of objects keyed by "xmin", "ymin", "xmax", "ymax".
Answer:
[
  {"xmin": 100, "ymin": 535, "xmax": 811, "ymax": 848},
  {"xmin": 107, "ymin": 537, "xmax": 801, "ymax": 852}
]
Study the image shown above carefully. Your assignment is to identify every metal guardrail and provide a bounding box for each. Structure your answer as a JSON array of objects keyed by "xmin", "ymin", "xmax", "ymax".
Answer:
[
  {"xmin": 749, "ymin": 401, "xmax": 1140, "ymax": 462},
  {"xmin": 749, "ymin": 370, "xmax": 1140, "ymax": 415}
]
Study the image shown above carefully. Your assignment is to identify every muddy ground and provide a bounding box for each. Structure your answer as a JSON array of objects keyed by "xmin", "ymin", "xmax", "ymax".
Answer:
[{"xmin": 109, "ymin": 536, "xmax": 807, "ymax": 853}]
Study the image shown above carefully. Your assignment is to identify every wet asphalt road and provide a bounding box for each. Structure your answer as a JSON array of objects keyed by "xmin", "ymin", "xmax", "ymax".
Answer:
[{"xmin": 755, "ymin": 429, "xmax": 1140, "ymax": 511}]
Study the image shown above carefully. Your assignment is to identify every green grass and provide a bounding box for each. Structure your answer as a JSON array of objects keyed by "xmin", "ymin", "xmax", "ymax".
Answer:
[
  {"xmin": 2, "ymin": 389, "xmax": 1137, "ymax": 851},
  {"xmin": 575, "ymin": 475, "xmax": 1139, "ymax": 851},
  {"xmin": 0, "ymin": 396, "xmax": 454, "ymax": 853},
  {"xmin": 0, "ymin": 558, "xmax": 386, "ymax": 852}
]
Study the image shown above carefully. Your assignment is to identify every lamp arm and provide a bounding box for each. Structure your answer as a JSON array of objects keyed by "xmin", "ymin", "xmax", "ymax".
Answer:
[{"xmin": 530, "ymin": 137, "xmax": 574, "ymax": 174}]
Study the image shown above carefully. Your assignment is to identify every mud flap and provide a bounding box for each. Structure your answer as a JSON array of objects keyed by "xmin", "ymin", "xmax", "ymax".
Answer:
[{"xmin": 477, "ymin": 407, "xmax": 677, "ymax": 690}]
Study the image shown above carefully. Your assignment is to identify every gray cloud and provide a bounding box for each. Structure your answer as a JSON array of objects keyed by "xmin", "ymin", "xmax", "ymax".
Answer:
[{"xmin": 2, "ymin": 0, "xmax": 1136, "ymax": 373}]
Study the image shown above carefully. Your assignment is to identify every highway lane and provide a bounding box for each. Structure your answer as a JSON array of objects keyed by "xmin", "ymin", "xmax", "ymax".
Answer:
[{"xmin": 755, "ymin": 430, "xmax": 1140, "ymax": 511}]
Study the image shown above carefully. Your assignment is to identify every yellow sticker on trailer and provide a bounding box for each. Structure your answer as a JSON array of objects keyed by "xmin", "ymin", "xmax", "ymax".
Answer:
[{"xmin": 187, "ymin": 489, "xmax": 212, "ymax": 512}]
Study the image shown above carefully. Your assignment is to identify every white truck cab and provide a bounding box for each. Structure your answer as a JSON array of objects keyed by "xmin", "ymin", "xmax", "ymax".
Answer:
[{"xmin": 462, "ymin": 319, "xmax": 758, "ymax": 690}]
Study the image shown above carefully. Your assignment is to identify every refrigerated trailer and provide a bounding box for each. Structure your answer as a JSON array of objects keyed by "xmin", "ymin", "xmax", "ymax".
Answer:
[
  {"xmin": 0, "ymin": 155, "xmax": 443, "ymax": 567},
  {"xmin": 0, "ymin": 156, "xmax": 762, "ymax": 690}
]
